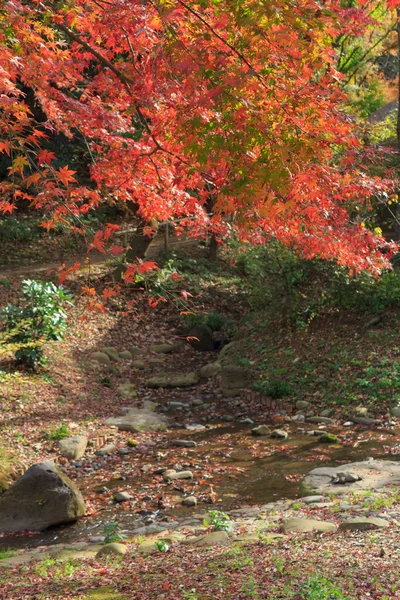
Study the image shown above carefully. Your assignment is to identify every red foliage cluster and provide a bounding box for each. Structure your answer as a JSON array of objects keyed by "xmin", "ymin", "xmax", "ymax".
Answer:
[{"xmin": 0, "ymin": 0, "xmax": 398, "ymax": 273}]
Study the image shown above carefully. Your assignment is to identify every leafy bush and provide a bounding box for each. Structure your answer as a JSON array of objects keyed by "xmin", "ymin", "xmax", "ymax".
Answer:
[
  {"xmin": 254, "ymin": 379, "xmax": 292, "ymax": 399},
  {"xmin": 0, "ymin": 279, "xmax": 73, "ymax": 369},
  {"xmin": 183, "ymin": 311, "xmax": 227, "ymax": 332},
  {"xmin": 235, "ymin": 239, "xmax": 400, "ymax": 325}
]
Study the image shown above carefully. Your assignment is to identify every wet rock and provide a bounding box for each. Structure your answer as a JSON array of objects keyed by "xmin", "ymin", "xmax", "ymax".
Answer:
[
  {"xmin": 119, "ymin": 350, "xmax": 132, "ymax": 360},
  {"xmin": 186, "ymin": 424, "xmax": 206, "ymax": 431},
  {"xmin": 96, "ymin": 543, "xmax": 127, "ymax": 558},
  {"xmin": 146, "ymin": 373, "xmax": 200, "ymax": 388},
  {"xmin": 221, "ymin": 365, "xmax": 251, "ymax": 397},
  {"xmin": 0, "ymin": 462, "xmax": 86, "ymax": 532},
  {"xmin": 296, "ymin": 401, "xmax": 309, "ymax": 411},
  {"xmin": 90, "ymin": 351, "xmax": 111, "ymax": 366},
  {"xmin": 150, "ymin": 343, "xmax": 184, "ymax": 354},
  {"xmin": 188, "ymin": 326, "xmax": 214, "ymax": 351},
  {"xmin": 114, "ymin": 491, "xmax": 132, "ymax": 502},
  {"xmin": 182, "ymin": 496, "xmax": 197, "ymax": 507},
  {"xmin": 307, "ymin": 416, "xmax": 335, "ymax": 425},
  {"xmin": 251, "ymin": 425, "xmax": 271, "ymax": 436},
  {"xmin": 352, "ymin": 416, "xmax": 375, "ymax": 426},
  {"xmin": 101, "ymin": 347, "xmax": 120, "ymax": 362},
  {"xmin": 173, "ymin": 440, "xmax": 197, "ymax": 448},
  {"xmin": 339, "ymin": 518, "xmax": 390, "ymax": 531},
  {"xmin": 319, "ymin": 433, "xmax": 339, "ymax": 444},
  {"xmin": 199, "ymin": 362, "xmax": 221, "ymax": 379},
  {"xmin": 59, "ymin": 436, "xmax": 88, "ymax": 460},
  {"xmin": 331, "ymin": 472, "xmax": 362, "ymax": 484},
  {"xmin": 164, "ymin": 470, "xmax": 193, "ymax": 481},
  {"xmin": 169, "ymin": 402, "xmax": 187, "ymax": 409},
  {"xmin": 303, "ymin": 458, "xmax": 400, "ymax": 496},
  {"xmin": 270, "ymin": 429, "xmax": 288, "ymax": 440},
  {"xmin": 283, "ymin": 518, "xmax": 336, "ymax": 533},
  {"xmin": 302, "ymin": 495, "xmax": 326, "ymax": 504}
]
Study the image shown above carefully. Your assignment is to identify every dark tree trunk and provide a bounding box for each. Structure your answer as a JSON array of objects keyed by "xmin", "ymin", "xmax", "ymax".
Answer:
[{"xmin": 208, "ymin": 234, "xmax": 219, "ymax": 262}]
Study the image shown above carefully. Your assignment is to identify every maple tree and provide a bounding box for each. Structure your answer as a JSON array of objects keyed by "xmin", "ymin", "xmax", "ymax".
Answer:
[{"xmin": 0, "ymin": 0, "xmax": 399, "ymax": 276}]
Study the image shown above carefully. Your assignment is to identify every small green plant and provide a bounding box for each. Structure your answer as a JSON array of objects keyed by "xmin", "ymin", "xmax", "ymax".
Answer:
[
  {"xmin": 203, "ymin": 510, "xmax": 232, "ymax": 532},
  {"xmin": 0, "ymin": 548, "xmax": 16, "ymax": 560},
  {"xmin": 0, "ymin": 279, "xmax": 73, "ymax": 370},
  {"xmin": 155, "ymin": 539, "xmax": 170, "ymax": 553},
  {"xmin": 301, "ymin": 575, "xmax": 349, "ymax": 599},
  {"xmin": 34, "ymin": 558, "xmax": 56, "ymax": 577},
  {"xmin": 102, "ymin": 521, "xmax": 127, "ymax": 544},
  {"xmin": 182, "ymin": 591, "xmax": 198, "ymax": 600},
  {"xmin": 47, "ymin": 423, "xmax": 70, "ymax": 441}
]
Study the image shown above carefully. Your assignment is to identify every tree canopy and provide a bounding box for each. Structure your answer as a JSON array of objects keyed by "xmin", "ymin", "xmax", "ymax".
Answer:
[{"xmin": 1, "ymin": 0, "xmax": 400, "ymax": 274}]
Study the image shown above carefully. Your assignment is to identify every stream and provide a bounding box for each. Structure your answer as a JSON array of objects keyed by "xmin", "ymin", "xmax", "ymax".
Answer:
[{"xmin": 1, "ymin": 423, "xmax": 398, "ymax": 552}]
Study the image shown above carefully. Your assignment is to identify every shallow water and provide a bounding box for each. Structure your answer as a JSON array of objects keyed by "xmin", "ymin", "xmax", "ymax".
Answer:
[{"xmin": 1, "ymin": 424, "xmax": 398, "ymax": 551}]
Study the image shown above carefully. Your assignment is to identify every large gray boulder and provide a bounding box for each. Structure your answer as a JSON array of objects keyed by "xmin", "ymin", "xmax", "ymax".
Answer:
[
  {"xmin": 59, "ymin": 436, "xmax": 88, "ymax": 460},
  {"xmin": 0, "ymin": 462, "xmax": 86, "ymax": 532},
  {"xmin": 302, "ymin": 458, "xmax": 400, "ymax": 497}
]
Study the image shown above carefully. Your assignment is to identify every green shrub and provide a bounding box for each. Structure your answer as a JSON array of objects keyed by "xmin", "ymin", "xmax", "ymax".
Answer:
[
  {"xmin": 0, "ymin": 279, "xmax": 73, "ymax": 369},
  {"xmin": 254, "ymin": 379, "xmax": 292, "ymax": 399}
]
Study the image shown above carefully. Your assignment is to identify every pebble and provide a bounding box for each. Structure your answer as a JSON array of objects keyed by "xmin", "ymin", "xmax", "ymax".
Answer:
[
  {"xmin": 169, "ymin": 402, "xmax": 187, "ymax": 409},
  {"xmin": 114, "ymin": 491, "xmax": 132, "ymax": 502},
  {"xmin": 182, "ymin": 496, "xmax": 197, "ymax": 507},
  {"xmin": 186, "ymin": 424, "xmax": 206, "ymax": 431},
  {"xmin": 173, "ymin": 440, "xmax": 197, "ymax": 448},
  {"xmin": 164, "ymin": 470, "xmax": 193, "ymax": 481}
]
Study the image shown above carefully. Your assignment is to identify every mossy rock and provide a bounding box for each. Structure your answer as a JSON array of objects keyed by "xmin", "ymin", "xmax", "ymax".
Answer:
[
  {"xmin": 145, "ymin": 372, "xmax": 200, "ymax": 388},
  {"xmin": 101, "ymin": 347, "xmax": 120, "ymax": 362},
  {"xmin": 319, "ymin": 433, "xmax": 339, "ymax": 444},
  {"xmin": 199, "ymin": 362, "xmax": 221, "ymax": 379},
  {"xmin": 119, "ymin": 350, "xmax": 132, "ymax": 360},
  {"xmin": 132, "ymin": 360, "xmax": 145, "ymax": 369},
  {"xmin": 150, "ymin": 343, "xmax": 184, "ymax": 354},
  {"xmin": 91, "ymin": 352, "xmax": 111, "ymax": 366}
]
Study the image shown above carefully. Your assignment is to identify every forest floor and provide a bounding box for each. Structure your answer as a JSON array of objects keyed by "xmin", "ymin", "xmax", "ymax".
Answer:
[{"xmin": 1, "ymin": 246, "xmax": 400, "ymax": 599}]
